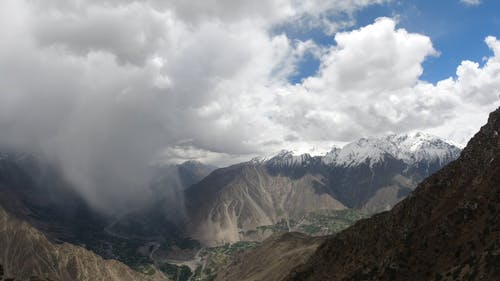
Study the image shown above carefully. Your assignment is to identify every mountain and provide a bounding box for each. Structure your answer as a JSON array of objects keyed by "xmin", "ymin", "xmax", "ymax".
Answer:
[
  {"xmin": 0, "ymin": 152, "xmax": 105, "ymax": 242},
  {"xmin": 106, "ymin": 160, "xmax": 216, "ymax": 239},
  {"xmin": 0, "ymin": 205, "xmax": 166, "ymax": 281},
  {"xmin": 323, "ymin": 132, "xmax": 461, "ymax": 212},
  {"xmin": 184, "ymin": 133, "xmax": 460, "ymax": 245},
  {"xmin": 184, "ymin": 163, "xmax": 346, "ymax": 245},
  {"xmin": 215, "ymin": 232, "xmax": 325, "ymax": 281},
  {"xmin": 281, "ymin": 108, "xmax": 500, "ymax": 280},
  {"xmin": 177, "ymin": 160, "xmax": 218, "ymax": 188},
  {"xmin": 322, "ymin": 132, "xmax": 460, "ymax": 167},
  {"xmin": 147, "ymin": 160, "xmax": 216, "ymax": 219},
  {"xmin": 0, "ymin": 155, "xmax": 213, "ymax": 276},
  {"xmin": 0, "ymin": 154, "xmax": 215, "ymax": 242}
]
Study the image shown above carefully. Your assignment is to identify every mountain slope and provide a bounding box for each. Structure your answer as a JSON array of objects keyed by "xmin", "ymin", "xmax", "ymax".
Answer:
[
  {"xmin": 0, "ymin": 206, "xmax": 166, "ymax": 281},
  {"xmin": 0, "ymin": 156, "xmax": 213, "ymax": 276},
  {"xmin": 215, "ymin": 233, "xmax": 325, "ymax": 281},
  {"xmin": 284, "ymin": 108, "xmax": 500, "ymax": 280},
  {"xmin": 0, "ymin": 153, "xmax": 107, "ymax": 243},
  {"xmin": 107, "ymin": 160, "xmax": 217, "ymax": 239},
  {"xmin": 184, "ymin": 133, "xmax": 459, "ymax": 245},
  {"xmin": 323, "ymin": 132, "xmax": 461, "ymax": 210},
  {"xmin": 185, "ymin": 164, "xmax": 345, "ymax": 245}
]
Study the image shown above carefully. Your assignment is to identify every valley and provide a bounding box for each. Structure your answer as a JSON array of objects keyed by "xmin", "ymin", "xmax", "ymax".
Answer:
[
  {"xmin": 3, "ymin": 1, "xmax": 500, "ymax": 280},
  {"xmin": 0, "ymin": 132, "xmax": 465, "ymax": 280},
  {"xmin": 69, "ymin": 208, "xmax": 367, "ymax": 280}
]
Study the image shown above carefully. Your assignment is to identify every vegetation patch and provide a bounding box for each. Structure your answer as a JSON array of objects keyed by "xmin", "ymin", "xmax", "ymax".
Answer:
[
  {"xmin": 159, "ymin": 263, "xmax": 192, "ymax": 281},
  {"xmin": 252, "ymin": 209, "xmax": 368, "ymax": 236}
]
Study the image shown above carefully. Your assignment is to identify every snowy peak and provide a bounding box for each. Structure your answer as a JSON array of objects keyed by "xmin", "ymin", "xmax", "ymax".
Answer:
[
  {"xmin": 341, "ymin": 137, "xmax": 395, "ymax": 166},
  {"xmin": 323, "ymin": 132, "xmax": 461, "ymax": 167},
  {"xmin": 386, "ymin": 132, "xmax": 461, "ymax": 163},
  {"xmin": 265, "ymin": 150, "xmax": 314, "ymax": 168},
  {"xmin": 257, "ymin": 133, "xmax": 460, "ymax": 169},
  {"xmin": 322, "ymin": 147, "xmax": 341, "ymax": 165}
]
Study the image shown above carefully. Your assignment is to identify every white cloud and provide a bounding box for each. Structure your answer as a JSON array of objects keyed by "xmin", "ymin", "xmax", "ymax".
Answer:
[
  {"xmin": 275, "ymin": 19, "xmax": 499, "ymax": 147},
  {"xmin": 460, "ymin": 0, "xmax": 481, "ymax": 6},
  {"xmin": 273, "ymin": 17, "xmax": 443, "ymax": 141},
  {"xmin": 0, "ymin": 0, "xmax": 388, "ymax": 212}
]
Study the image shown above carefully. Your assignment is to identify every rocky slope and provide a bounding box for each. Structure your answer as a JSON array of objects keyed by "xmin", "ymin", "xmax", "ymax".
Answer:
[
  {"xmin": 0, "ymin": 205, "xmax": 166, "ymax": 281},
  {"xmin": 185, "ymin": 164, "xmax": 345, "ymax": 245},
  {"xmin": 184, "ymin": 133, "xmax": 460, "ymax": 245},
  {"xmin": 215, "ymin": 232, "xmax": 325, "ymax": 281},
  {"xmin": 283, "ymin": 108, "xmax": 500, "ymax": 280}
]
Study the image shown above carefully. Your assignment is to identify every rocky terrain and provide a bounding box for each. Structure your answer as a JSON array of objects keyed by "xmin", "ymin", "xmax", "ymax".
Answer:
[
  {"xmin": 280, "ymin": 107, "xmax": 500, "ymax": 280},
  {"xmin": 185, "ymin": 163, "xmax": 346, "ymax": 245},
  {"xmin": 0, "ymin": 205, "xmax": 166, "ymax": 281}
]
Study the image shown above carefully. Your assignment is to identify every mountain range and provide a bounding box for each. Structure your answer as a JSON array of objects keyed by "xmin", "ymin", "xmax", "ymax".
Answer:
[
  {"xmin": 184, "ymin": 132, "xmax": 460, "ymax": 245},
  {"xmin": 0, "ymin": 130, "xmax": 467, "ymax": 280},
  {"xmin": 216, "ymin": 107, "xmax": 500, "ymax": 281}
]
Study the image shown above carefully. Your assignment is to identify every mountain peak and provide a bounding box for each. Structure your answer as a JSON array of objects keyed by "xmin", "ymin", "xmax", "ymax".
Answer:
[
  {"xmin": 323, "ymin": 132, "xmax": 461, "ymax": 167},
  {"xmin": 265, "ymin": 150, "xmax": 313, "ymax": 168},
  {"xmin": 249, "ymin": 133, "xmax": 460, "ymax": 169}
]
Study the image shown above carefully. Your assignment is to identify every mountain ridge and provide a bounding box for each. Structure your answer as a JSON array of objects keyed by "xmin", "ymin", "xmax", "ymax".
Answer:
[
  {"xmin": 257, "ymin": 132, "xmax": 460, "ymax": 168},
  {"xmin": 184, "ymin": 132, "xmax": 461, "ymax": 245},
  {"xmin": 282, "ymin": 107, "xmax": 500, "ymax": 280},
  {"xmin": 0, "ymin": 205, "xmax": 167, "ymax": 281}
]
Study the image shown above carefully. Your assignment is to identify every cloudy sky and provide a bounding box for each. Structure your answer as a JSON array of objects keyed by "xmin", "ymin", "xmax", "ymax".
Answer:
[{"xmin": 0, "ymin": 0, "xmax": 499, "ymax": 211}]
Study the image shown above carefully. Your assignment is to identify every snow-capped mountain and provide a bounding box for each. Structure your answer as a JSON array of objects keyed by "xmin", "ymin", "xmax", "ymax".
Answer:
[
  {"xmin": 264, "ymin": 150, "xmax": 315, "ymax": 168},
  {"xmin": 322, "ymin": 132, "xmax": 461, "ymax": 167},
  {"xmin": 258, "ymin": 133, "xmax": 462, "ymax": 212},
  {"xmin": 262, "ymin": 132, "xmax": 460, "ymax": 169},
  {"xmin": 184, "ymin": 132, "xmax": 462, "ymax": 244}
]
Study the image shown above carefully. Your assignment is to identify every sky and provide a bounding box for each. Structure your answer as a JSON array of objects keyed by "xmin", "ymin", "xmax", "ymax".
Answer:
[{"xmin": 0, "ymin": 0, "xmax": 499, "ymax": 212}]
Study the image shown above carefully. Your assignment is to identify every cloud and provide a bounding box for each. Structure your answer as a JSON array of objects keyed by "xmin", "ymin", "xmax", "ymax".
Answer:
[
  {"xmin": 273, "ymin": 17, "xmax": 443, "ymax": 141},
  {"xmin": 460, "ymin": 0, "xmax": 481, "ymax": 6},
  {"xmin": 0, "ymin": 0, "xmax": 387, "ymax": 213},
  {"xmin": 34, "ymin": 2, "xmax": 168, "ymax": 66},
  {"xmin": 0, "ymin": 0, "xmax": 498, "ymax": 214},
  {"xmin": 276, "ymin": 19, "xmax": 500, "ymax": 147}
]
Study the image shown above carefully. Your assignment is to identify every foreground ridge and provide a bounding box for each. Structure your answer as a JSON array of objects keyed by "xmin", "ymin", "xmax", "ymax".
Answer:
[
  {"xmin": 0, "ymin": 206, "xmax": 166, "ymax": 281},
  {"xmin": 283, "ymin": 107, "xmax": 500, "ymax": 281}
]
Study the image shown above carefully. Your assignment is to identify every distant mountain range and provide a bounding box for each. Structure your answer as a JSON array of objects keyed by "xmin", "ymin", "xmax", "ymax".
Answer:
[{"xmin": 184, "ymin": 132, "xmax": 461, "ymax": 245}]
